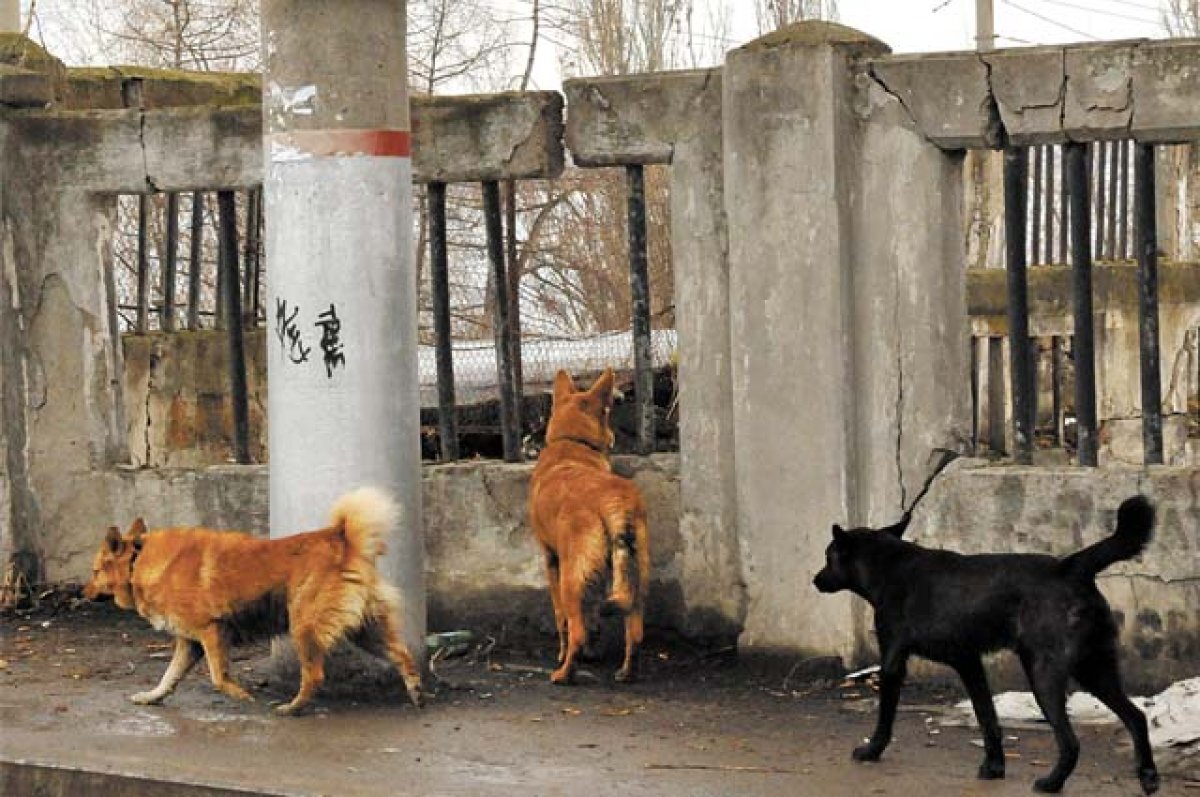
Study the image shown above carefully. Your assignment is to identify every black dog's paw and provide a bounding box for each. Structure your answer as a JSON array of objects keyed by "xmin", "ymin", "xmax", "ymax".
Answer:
[
  {"xmin": 977, "ymin": 759, "xmax": 1005, "ymax": 780},
  {"xmin": 1138, "ymin": 767, "xmax": 1160, "ymax": 795},
  {"xmin": 1033, "ymin": 775, "xmax": 1065, "ymax": 794},
  {"xmin": 852, "ymin": 743, "xmax": 883, "ymax": 763}
]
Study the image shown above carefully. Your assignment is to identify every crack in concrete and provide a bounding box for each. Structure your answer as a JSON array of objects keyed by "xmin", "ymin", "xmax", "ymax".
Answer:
[
  {"xmin": 976, "ymin": 53, "xmax": 1007, "ymax": 149},
  {"xmin": 865, "ymin": 64, "xmax": 924, "ymax": 144}
]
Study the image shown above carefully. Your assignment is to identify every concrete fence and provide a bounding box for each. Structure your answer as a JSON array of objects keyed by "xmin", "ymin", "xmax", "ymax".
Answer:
[{"xmin": 2, "ymin": 23, "xmax": 1198, "ymax": 686}]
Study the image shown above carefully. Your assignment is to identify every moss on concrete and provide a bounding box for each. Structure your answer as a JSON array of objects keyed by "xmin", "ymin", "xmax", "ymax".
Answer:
[{"xmin": 61, "ymin": 66, "xmax": 261, "ymax": 110}]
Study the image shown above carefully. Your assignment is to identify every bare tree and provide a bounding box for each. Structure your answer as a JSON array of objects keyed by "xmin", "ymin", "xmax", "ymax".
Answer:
[
  {"xmin": 1162, "ymin": 0, "xmax": 1200, "ymax": 37},
  {"xmin": 754, "ymin": 0, "xmax": 840, "ymax": 33}
]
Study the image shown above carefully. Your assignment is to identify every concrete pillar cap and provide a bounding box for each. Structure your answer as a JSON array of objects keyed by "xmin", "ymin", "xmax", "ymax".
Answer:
[{"xmin": 736, "ymin": 20, "xmax": 888, "ymax": 54}]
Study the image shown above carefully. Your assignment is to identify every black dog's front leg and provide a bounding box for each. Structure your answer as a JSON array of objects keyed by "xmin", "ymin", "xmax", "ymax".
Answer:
[{"xmin": 853, "ymin": 652, "xmax": 908, "ymax": 762}]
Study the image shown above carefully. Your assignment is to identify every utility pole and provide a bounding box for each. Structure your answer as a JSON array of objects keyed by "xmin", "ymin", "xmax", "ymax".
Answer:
[{"xmin": 976, "ymin": 0, "xmax": 996, "ymax": 51}]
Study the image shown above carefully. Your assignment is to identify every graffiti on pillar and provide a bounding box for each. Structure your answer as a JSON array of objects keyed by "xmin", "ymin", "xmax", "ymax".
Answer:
[
  {"xmin": 275, "ymin": 298, "xmax": 311, "ymax": 364},
  {"xmin": 315, "ymin": 303, "xmax": 346, "ymax": 378}
]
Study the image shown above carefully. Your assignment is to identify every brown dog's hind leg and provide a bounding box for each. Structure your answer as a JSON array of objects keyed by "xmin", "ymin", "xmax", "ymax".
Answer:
[
  {"xmin": 551, "ymin": 580, "xmax": 587, "ymax": 685},
  {"xmin": 615, "ymin": 609, "xmax": 643, "ymax": 683},
  {"xmin": 543, "ymin": 550, "xmax": 567, "ymax": 665},
  {"xmin": 276, "ymin": 628, "xmax": 326, "ymax": 715},
  {"xmin": 199, "ymin": 624, "xmax": 254, "ymax": 703},
  {"xmin": 372, "ymin": 611, "xmax": 425, "ymax": 709},
  {"xmin": 131, "ymin": 637, "xmax": 202, "ymax": 705}
]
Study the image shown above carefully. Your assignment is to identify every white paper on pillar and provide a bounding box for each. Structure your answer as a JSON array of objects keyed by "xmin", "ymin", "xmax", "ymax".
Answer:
[{"xmin": 264, "ymin": 155, "xmax": 423, "ymax": 625}]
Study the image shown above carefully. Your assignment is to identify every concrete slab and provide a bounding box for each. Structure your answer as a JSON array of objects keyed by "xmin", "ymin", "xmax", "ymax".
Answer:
[{"xmin": 2, "ymin": 604, "xmax": 1195, "ymax": 796}]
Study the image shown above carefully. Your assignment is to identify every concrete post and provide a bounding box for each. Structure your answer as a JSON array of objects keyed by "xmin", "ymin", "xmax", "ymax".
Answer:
[
  {"xmin": 262, "ymin": 1, "xmax": 424, "ymax": 662},
  {"xmin": 0, "ymin": 0, "xmax": 19, "ymax": 33},
  {"xmin": 725, "ymin": 22, "xmax": 969, "ymax": 661}
]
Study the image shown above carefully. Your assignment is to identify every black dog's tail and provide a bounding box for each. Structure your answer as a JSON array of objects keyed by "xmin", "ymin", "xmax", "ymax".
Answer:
[{"xmin": 1061, "ymin": 496, "xmax": 1154, "ymax": 581}]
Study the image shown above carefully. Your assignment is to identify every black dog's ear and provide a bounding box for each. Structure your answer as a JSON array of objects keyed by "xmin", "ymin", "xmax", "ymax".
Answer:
[
  {"xmin": 884, "ymin": 512, "xmax": 912, "ymax": 538},
  {"xmin": 832, "ymin": 523, "xmax": 847, "ymax": 542}
]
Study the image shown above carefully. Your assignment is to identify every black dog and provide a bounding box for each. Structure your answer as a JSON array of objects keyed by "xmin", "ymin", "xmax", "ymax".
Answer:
[{"xmin": 813, "ymin": 496, "xmax": 1158, "ymax": 794}]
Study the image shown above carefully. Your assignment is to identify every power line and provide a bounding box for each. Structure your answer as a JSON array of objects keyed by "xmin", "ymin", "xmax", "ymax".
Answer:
[
  {"xmin": 1000, "ymin": 0, "xmax": 1100, "ymax": 39},
  {"xmin": 1089, "ymin": 0, "xmax": 1165, "ymax": 12},
  {"xmin": 1040, "ymin": 0, "xmax": 1160, "ymax": 25},
  {"xmin": 931, "ymin": 0, "xmax": 958, "ymax": 13}
]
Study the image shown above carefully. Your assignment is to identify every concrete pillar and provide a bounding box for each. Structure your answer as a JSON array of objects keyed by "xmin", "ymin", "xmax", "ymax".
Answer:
[
  {"xmin": 725, "ymin": 22, "xmax": 969, "ymax": 661},
  {"xmin": 670, "ymin": 76, "xmax": 744, "ymax": 642},
  {"xmin": 0, "ymin": 0, "xmax": 20, "ymax": 33},
  {"xmin": 262, "ymin": 1, "xmax": 424, "ymax": 661}
]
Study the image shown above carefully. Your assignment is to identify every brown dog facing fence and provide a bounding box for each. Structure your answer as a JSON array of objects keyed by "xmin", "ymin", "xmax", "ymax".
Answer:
[
  {"xmin": 528, "ymin": 368, "xmax": 651, "ymax": 684},
  {"xmin": 82, "ymin": 487, "xmax": 424, "ymax": 715}
]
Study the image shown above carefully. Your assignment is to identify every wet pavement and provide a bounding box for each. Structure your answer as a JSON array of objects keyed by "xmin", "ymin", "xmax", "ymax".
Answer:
[{"xmin": 2, "ymin": 602, "xmax": 1196, "ymax": 796}]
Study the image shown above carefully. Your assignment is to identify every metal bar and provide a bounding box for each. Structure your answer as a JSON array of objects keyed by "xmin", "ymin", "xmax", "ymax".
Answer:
[
  {"xmin": 187, "ymin": 192, "xmax": 204, "ymax": 330},
  {"xmin": 1051, "ymin": 335, "xmax": 1063, "ymax": 445},
  {"xmin": 482, "ymin": 180, "xmax": 522, "ymax": 462},
  {"xmin": 136, "ymin": 195, "xmax": 149, "ymax": 334},
  {"xmin": 217, "ymin": 190, "xmax": 251, "ymax": 465},
  {"xmin": 1105, "ymin": 141, "xmax": 1120, "ymax": 258},
  {"xmin": 1030, "ymin": 145, "xmax": 1043, "ymax": 264},
  {"xmin": 242, "ymin": 188, "xmax": 259, "ymax": 327},
  {"xmin": 428, "ymin": 182, "xmax": 459, "ymax": 461},
  {"xmin": 1004, "ymin": 148, "xmax": 1034, "ymax": 464},
  {"xmin": 1043, "ymin": 146, "xmax": 1056, "ymax": 264},
  {"xmin": 987, "ymin": 336, "xmax": 1006, "ymax": 455},
  {"xmin": 1094, "ymin": 141, "xmax": 1109, "ymax": 258},
  {"xmin": 1059, "ymin": 145, "xmax": 1070, "ymax": 263},
  {"xmin": 971, "ymin": 336, "xmax": 980, "ymax": 453},
  {"xmin": 1113, "ymin": 139, "xmax": 1123, "ymax": 256},
  {"xmin": 503, "ymin": 180, "xmax": 525, "ymax": 420},
  {"xmin": 1134, "ymin": 143, "xmax": 1164, "ymax": 465},
  {"xmin": 250, "ymin": 186, "xmax": 263, "ymax": 325},
  {"xmin": 215, "ymin": 196, "xmax": 230, "ymax": 331},
  {"xmin": 161, "ymin": 193, "xmax": 179, "ymax": 332},
  {"xmin": 626, "ymin": 164, "xmax": 655, "ymax": 455},
  {"xmin": 1067, "ymin": 142, "xmax": 1099, "ymax": 467}
]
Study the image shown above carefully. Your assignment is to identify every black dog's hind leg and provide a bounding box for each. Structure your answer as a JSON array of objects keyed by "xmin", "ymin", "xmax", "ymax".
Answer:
[
  {"xmin": 1025, "ymin": 656, "xmax": 1079, "ymax": 793},
  {"xmin": 953, "ymin": 656, "xmax": 1005, "ymax": 780},
  {"xmin": 853, "ymin": 647, "xmax": 908, "ymax": 763},
  {"xmin": 1074, "ymin": 651, "xmax": 1159, "ymax": 795}
]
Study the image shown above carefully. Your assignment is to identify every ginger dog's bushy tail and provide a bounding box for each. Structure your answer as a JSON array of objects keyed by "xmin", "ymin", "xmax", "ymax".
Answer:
[
  {"xmin": 605, "ymin": 512, "xmax": 643, "ymax": 614},
  {"xmin": 330, "ymin": 487, "xmax": 399, "ymax": 562}
]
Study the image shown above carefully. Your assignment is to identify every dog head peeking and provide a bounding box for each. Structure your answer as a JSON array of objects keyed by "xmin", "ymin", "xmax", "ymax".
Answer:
[
  {"xmin": 812, "ymin": 515, "xmax": 911, "ymax": 594},
  {"xmin": 545, "ymin": 368, "xmax": 617, "ymax": 453},
  {"xmin": 82, "ymin": 518, "xmax": 146, "ymax": 609}
]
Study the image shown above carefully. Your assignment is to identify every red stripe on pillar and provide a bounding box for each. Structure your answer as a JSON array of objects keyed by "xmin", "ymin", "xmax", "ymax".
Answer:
[{"xmin": 269, "ymin": 129, "xmax": 411, "ymax": 158}]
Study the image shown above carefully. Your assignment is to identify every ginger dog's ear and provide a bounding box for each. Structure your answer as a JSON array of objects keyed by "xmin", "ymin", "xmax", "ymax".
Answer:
[
  {"xmin": 552, "ymin": 370, "xmax": 575, "ymax": 406},
  {"xmin": 588, "ymin": 367, "xmax": 615, "ymax": 406},
  {"xmin": 104, "ymin": 526, "xmax": 122, "ymax": 553},
  {"xmin": 127, "ymin": 518, "xmax": 147, "ymax": 546}
]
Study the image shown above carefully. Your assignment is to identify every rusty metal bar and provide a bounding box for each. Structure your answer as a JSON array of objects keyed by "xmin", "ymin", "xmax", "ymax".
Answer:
[
  {"xmin": 428, "ymin": 182, "xmax": 459, "ymax": 462},
  {"xmin": 626, "ymin": 164, "xmax": 655, "ymax": 455},
  {"xmin": 1031, "ymin": 145, "xmax": 1044, "ymax": 264},
  {"xmin": 161, "ymin": 193, "xmax": 179, "ymax": 332},
  {"xmin": 987, "ymin": 337, "xmax": 1005, "ymax": 455},
  {"xmin": 1004, "ymin": 148, "xmax": 1034, "ymax": 464},
  {"xmin": 1094, "ymin": 141, "xmax": 1109, "ymax": 258},
  {"xmin": 136, "ymin": 195, "xmax": 149, "ymax": 334},
  {"xmin": 482, "ymin": 180, "xmax": 522, "ymax": 462},
  {"xmin": 242, "ymin": 188, "xmax": 260, "ymax": 327},
  {"xmin": 187, "ymin": 192, "xmax": 204, "ymax": 330},
  {"xmin": 1067, "ymin": 142, "xmax": 1099, "ymax": 467},
  {"xmin": 504, "ymin": 179, "xmax": 524, "ymax": 409},
  {"xmin": 217, "ymin": 190, "xmax": 251, "ymax": 465},
  {"xmin": 1134, "ymin": 143, "xmax": 1164, "ymax": 465}
]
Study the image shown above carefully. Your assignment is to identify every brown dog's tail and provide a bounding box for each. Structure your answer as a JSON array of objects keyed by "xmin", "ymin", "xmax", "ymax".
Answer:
[
  {"xmin": 1061, "ymin": 495, "xmax": 1154, "ymax": 581},
  {"xmin": 604, "ymin": 511, "xmax": 644, "ymax": 614},
  {"xmin": 330, "ymin": 487, "xmax": 399, "ymax": 563}
]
